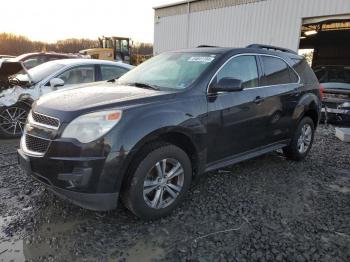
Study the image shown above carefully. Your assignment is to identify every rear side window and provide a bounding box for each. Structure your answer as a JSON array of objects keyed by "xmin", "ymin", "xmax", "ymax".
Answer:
[
  {"xmin": 292, "ymin": 58, "xmax": 318, "ymax": 85},
  {"xmin": 261, "ymin": 56, "xmax": 297, "ymax": 85},
  {"xmin": 216, "ymin": 55, "xmax": 259, "ymax": 89}
]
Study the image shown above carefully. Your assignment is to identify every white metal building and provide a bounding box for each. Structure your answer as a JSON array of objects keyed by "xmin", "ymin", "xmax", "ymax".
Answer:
[{"xmin": 153, "ymin": 0, "xmax": 350, "ymax": 56}]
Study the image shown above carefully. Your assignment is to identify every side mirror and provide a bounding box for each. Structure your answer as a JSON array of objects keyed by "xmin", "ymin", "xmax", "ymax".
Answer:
[
  {"xmin": 49, "ymin": 78, "xmax": 65, "ymax": 89},
  {"xmin": 211, "ymin": 78, "xmax": 243, "ymax": 92}
]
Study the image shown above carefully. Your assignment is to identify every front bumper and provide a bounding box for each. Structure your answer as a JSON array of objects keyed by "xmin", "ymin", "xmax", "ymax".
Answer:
[{"xmin": 18, "ymin": 142, "xmax": 124, "ymax": 211}]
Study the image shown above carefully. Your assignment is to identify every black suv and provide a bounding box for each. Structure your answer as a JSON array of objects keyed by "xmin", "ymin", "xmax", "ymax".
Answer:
[{"xmin": 18, "ymin": 45, "xmax": 321, "ymax": 219}]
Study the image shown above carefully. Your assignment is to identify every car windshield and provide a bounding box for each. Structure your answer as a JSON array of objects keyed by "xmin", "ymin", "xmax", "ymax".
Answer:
[
  {"xmin": 314, "ymin": 66, "xmax": 350, "ymax": 86},
  {"xmin": 117, "ymin": 52, "xmax": 219, "ymax": 90},
  {"xmin": 16, "ymin": 61, "xmax": 65, "ymax": 83}
]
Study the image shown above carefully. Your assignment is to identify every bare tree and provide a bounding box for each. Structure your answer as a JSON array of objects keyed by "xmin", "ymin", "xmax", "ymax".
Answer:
[{"xmin": 0, "ymin": 33, "xmax": 99, "ymax": 55}]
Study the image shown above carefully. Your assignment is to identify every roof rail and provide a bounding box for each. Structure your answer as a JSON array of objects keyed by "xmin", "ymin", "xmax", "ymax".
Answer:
[
  {"xmin": 246, "ymin": 44, "xmax": 298, "ymax": 55},
  {"xmin": 197, "ymin": 45, "xmax": 220, "ymax": 48}
]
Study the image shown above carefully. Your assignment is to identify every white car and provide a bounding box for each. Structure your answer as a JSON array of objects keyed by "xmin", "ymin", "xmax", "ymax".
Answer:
[{"xmin": 0, "ymin": 59, "xmax": 133, "ymax": 138}]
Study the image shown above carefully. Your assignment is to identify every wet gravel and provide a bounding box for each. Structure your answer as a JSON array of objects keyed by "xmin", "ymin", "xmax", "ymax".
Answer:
[{"xmin": 0, "ymin": 125, "xmax": 349, "ymax": 262}]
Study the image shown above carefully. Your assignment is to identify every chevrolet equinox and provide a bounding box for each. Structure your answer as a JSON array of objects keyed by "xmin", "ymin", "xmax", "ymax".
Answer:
[{"xmin": 18, "ymin": 45, "xmax": 322, "ymax": 219}]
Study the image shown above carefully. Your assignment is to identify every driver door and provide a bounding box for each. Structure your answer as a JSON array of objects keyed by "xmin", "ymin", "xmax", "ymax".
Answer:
[{"xmin": 206, "ymin": 55, "xmax": 271, "ymax": 163}]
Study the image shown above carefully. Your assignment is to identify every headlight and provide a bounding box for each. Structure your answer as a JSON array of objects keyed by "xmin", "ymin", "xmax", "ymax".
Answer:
[{"xmin": 61, "ymin": 110, "xmax": 122, "ymax": 143}]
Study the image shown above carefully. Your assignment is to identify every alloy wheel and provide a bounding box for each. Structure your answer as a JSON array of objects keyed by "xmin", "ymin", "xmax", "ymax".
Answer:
[
  {"xmin": 297, "ymin": 123, "xmax": 312, "ymax": 154},
  {"xmin": 0, "ymin": 107, "xmax": 28, "ymax": 136},
  {"xmin": 143, "ymin": 158, "xmax": 185, "ymax": 209}
]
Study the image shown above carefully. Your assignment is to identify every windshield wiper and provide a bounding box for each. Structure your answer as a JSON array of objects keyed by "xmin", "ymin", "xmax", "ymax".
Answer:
[{"xmin": 127, "ymin": 82, "xmax": 160, "ymax": 90}]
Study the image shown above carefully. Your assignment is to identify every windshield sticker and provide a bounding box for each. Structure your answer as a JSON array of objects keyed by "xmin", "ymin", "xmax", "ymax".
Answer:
[{"xmin": 188, "ymin": 57, "xmax": 215, "ymax": 63}]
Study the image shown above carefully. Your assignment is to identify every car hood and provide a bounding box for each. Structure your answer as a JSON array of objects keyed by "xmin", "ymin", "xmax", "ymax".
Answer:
[
  {"xmin": 0, "ymin": 61, "xmax": 32, "ymax": 80},
  {"xmin": 35, "ymin": 81, "xmax": 176, "ymax": 118},
  {"xmin": 0, "ymin": 61, "xmax": 33, "ymax": 91}
]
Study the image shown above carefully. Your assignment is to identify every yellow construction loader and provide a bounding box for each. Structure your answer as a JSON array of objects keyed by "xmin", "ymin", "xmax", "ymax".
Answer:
[{"xmin": 80, "ymin": 36, "xmax": 132, "ymax": 64}]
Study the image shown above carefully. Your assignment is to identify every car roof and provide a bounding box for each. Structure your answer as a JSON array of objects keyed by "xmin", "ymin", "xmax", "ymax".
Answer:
[
  {"xmin": 171, "ymin": 46, "xmax": 303, "ymax": 60},
  {"xmin": 171, "ymin": 47, "xmax": 232, "ymax": 54},
  {"xmin": 13, "ymin": 52, "xmax": 78, "ymax": 60},
  {"xmin": 45, "ymin": 58, "xmax": 134, "ymax": 69}
]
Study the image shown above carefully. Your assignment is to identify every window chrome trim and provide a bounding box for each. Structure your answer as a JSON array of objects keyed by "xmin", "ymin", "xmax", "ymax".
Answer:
[
  {"xmin": 28, "ymin": 111, "xmax": 60, "ymax": 130},
  {"xmin": 207, "ymin": 53, "xmax": 301, "ymax": 94},
  {"xmin": 20, "ymin": 132, "xmax": 51, "ymax": 158}
]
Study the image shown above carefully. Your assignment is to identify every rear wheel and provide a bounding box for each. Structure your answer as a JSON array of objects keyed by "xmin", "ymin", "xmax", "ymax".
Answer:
[
  {"xmin": 0, "ymin": 103, "xmax": 30, "ymax": 138},
  {"xmin": 283, "ymin": 117, "xmax": 315, "ymax": 161},
  {"xmin": 122, "ymin": 143, "xmax": 192, "ymax": 220}
]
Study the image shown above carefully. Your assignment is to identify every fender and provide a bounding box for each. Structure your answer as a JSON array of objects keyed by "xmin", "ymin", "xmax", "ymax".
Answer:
[
  {"xmin": 0, "ymin": 86, "xmax": 40, "ymax": 107},
  {"xmin": 107, "ymin": 108, "xmax": 207, "ymax": 192},
  {"xmin": 112, "ymin": 108, "xmax": 207, "ymax": 154},
  {"xmin": 292, "ymin": 92, "xmax": 321, "ymax": 123}
]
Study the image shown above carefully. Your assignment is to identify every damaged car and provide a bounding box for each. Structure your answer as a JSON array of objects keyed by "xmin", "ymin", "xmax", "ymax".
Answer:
[
  {"xmin": 315, "ymin": 65, "xmax": 350, "ymax": 125},
  {"xmin": 0, "ymin": 59, "xmax": 133, "ymax": 138}
]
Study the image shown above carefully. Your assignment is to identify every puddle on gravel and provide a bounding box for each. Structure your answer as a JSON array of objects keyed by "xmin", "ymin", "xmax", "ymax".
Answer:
[
  {"xmin": 329, "ymin": 184, "xmax": 350, "ymax": 194},
  {"xmin": 0, "ymin": 216, "xmax": 82, "ymax": 261},
  {"xmin": 0, "ymin": 215, "xmax": 15, "ymax": 239},
  {"xmin": 0, "ymin": 238, "xmax": 55, "ymax": 262},
  {"xmin": 0, "ymin": 239, "xmax": 25, "ymax": 262}
]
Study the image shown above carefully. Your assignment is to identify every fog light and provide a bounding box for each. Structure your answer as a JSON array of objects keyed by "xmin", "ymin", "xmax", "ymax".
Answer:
[{"xmin": 57, "ymin": 167, "xmax": 92, "ymax": 188}]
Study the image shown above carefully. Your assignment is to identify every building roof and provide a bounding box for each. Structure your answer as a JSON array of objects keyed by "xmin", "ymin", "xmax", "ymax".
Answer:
[
  {"xmin": 154, "ymin": 0, "xmax": 266, "ymax": 17},
  {"xmin": 153, "ymin": 0, "xmax": 200, "ymax": 10}
]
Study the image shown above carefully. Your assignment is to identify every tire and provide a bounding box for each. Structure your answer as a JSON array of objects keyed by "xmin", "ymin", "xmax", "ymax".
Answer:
[
  {"xmin": 121, "ymin": 143, "xmax": 192, "ymax": 220},
  {"xmin": 0, "ymin": 103, "xmax": 30, "ymax": 139},
  {"xmin": 283, "ymin": 116, "xmax": 315, "ymax": 161}
]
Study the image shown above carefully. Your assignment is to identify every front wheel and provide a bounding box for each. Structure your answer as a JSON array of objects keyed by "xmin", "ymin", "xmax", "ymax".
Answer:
[
  {"xmin": 0, "ymin": 103, "xmax": 30, "ymax": 138},
  {"xmin": 122, "ymin": 143, "xmax": 192, "ymax": 220},
  {"xmin": 283, "ymin": 116, "xmax": 315, "ymax": 161}
]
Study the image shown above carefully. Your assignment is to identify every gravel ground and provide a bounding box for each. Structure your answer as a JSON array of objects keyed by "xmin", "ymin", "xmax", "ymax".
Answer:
[{"xmin": 0, "ymin": 125, "xmax": 349, "ymax": 262}]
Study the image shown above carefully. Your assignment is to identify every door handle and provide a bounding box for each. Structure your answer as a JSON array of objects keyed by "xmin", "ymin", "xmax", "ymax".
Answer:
[{"xmin": 254, "ymin": 96, "xmax": 265, "ymax": 104}]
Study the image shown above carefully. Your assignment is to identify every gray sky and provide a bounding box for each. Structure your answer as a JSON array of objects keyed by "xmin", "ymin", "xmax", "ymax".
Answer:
[{"xmin": 0, "ymin": 0, "xmax": 177, "ymax": 43}]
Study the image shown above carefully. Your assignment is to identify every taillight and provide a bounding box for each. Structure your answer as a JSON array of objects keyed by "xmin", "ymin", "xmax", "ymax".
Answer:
[{"xmin": 319, "ymin": 84, "xmax": 324, "ymax": 100}]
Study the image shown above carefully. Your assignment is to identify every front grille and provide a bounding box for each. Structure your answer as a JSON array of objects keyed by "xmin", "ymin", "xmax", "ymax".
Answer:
[
  {"xmin": 25, "ymin": 135, "xmax": 50, "ymax": 154},
  {"xmin": 32, "ymin": 112, "xmax": 60, "ymax": 128}
]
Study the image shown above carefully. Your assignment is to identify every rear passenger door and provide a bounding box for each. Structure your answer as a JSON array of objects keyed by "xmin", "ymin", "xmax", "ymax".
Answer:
[{"xmin": 258, "ymin": 55, "xmax": 301, "ymax": 144}]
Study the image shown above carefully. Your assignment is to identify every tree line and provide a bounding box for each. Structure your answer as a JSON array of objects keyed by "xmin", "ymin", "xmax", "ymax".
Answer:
[{"xmin": 0, "ymin": 32, "xmax": 153, "ymax": 56}]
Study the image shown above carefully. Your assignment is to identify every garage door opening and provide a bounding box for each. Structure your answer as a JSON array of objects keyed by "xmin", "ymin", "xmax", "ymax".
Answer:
[{"xmin": 298, "ymin": 15, "xmax": 350, "ymax": 68}]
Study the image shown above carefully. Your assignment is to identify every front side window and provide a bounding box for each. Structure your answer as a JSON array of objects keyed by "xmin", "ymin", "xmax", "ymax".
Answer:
[
  {"xmin": 261, "ymin": 56, "xmax": 297, "ymax": 85},
  {"xmin": 118, "ymin": 52, "xmax": 219, "ymax": 90},
  {"xmin": 101, "ymin": 65, "xmax": 128, "ymax": 81},
  {"xmin": 57, "ymin": 65, "xmax": 95, "ymax": 85},
  {"xmin": 216, "ymin": 55, "xmax": 259, "ymax": 89}
]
